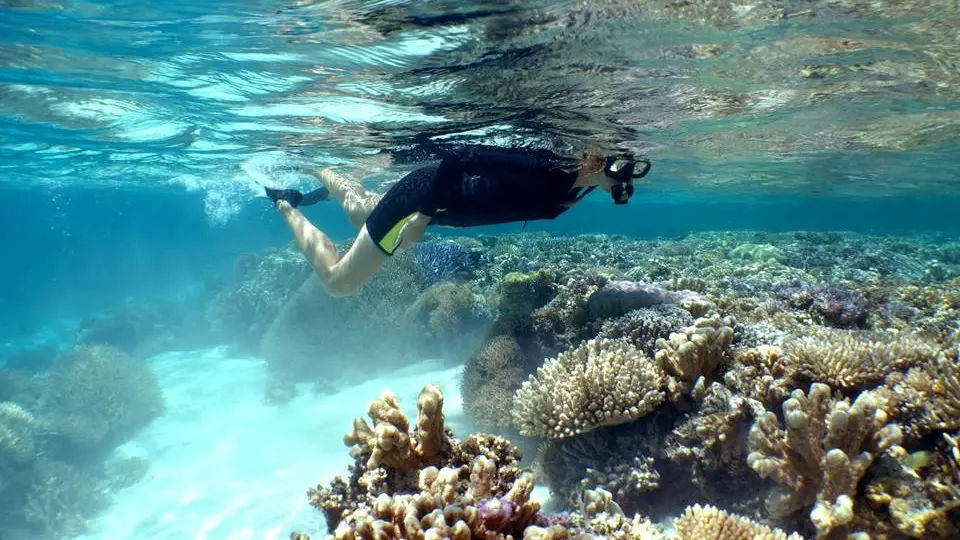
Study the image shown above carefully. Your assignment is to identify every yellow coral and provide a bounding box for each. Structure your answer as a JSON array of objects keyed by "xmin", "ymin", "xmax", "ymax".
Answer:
[
  {"xmin": 512, "ymin": 338, "xmax": 666, "ymax": 439},
  {"xmin": 674, "ymin": 504, "xmax": 803, "ymax": 540},
  {"xmin": 784, "ymin": 327, "xmax": 937, "ymax": 390},
  {"xmin": 747, "ymin": 383, "xmax": 903, "ymax": 538},
  {"xmin": 654, "ymin": 314, "xmax": 735, "ymax": 402}
]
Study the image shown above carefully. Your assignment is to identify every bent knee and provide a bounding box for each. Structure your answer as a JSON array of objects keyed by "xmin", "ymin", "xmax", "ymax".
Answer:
[{"xmin": 325, "ymin": 275, "xmax": 361, "ymax": 298}]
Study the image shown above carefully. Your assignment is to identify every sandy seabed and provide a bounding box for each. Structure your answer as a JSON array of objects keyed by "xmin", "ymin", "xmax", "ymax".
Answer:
[{"xmin": 79, "ymin": 347, "xmax": 469, "ymax": 540}]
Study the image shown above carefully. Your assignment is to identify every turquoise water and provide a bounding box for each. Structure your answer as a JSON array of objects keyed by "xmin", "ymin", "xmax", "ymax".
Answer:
[
  {"xmin": 2, "ymin": 0, "xmax": 959, "ymax": 339},
  {"xmin": 1, "ymin": 1, "xmax": 960, "ymax": 539}
]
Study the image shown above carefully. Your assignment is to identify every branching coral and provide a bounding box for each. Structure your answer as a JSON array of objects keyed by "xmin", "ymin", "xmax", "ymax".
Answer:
[
  {"xmin": 308, "ymin": 385, "xmax": 531, "ymax": 537},
  {"xmin": 882, "ymin": 348, "xmax": 960, "ymax": 437},
  {"xmin": 40, "ymin": 345, "xmax": 164, "ymax": 450},
  {"xmin": 654, "ymin": 314, "xmax": 736, "ymax": 403},
  {"xmin": 783, "ymin": 327, "xmax": 937, "ymax": 391},
  {"xmin": 725, "ymin": 345, "xmax": 794, "ymax": 406},
  {"xmin": 674, "ymin": 504, "xmax": 803, "ymax": 540},
  {"xmin": 512, "ymin": 338, "xmax": 666, "ymax": 439},
  {"xmin": 747, "ymin": 383, "xmax": 903, "ymax": 537}
]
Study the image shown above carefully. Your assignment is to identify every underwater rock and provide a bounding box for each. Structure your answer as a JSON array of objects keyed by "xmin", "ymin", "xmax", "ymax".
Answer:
[
  {"xmin": 587, "ymin": 280, "xmax": 710, "ymax": 320},
  {"xmin": 512, "ymin": 338, "xmax": 666, "ymax": 439},
  {"xmin": 747, "ymin": 383, "xmax": 903, "ymax": 538}
]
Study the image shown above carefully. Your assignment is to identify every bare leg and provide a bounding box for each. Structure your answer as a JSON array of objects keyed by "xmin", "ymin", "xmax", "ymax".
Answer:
[
  {"xmin": 277, "ymin": 200, "xmax": 388, "ymax": 297},
  {"xmin": 309, "ymin": 168, "xmax": 381, "ymax": 229}
]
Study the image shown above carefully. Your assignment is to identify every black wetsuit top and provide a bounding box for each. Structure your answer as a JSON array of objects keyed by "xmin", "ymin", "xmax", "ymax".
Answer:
[{"xmin": 365, "ymin": 145, "xmax": 593, "ymax": 255}]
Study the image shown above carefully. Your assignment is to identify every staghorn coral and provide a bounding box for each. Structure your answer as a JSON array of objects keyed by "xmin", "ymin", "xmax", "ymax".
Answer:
[
  {"xmin": 654, "ymin": 314, "xmax": 736, "ymax": 404},
  {"xmin": 512, "ymin": 338, "xmax": 666, "ymax": 439},
  {"xmin": 40, "ymin": 345, "xmax": 164, "ymax": 450},
  {"xmin": 596, "ymin": 304, "xmax": 693, "ymax": 357},
  {"xmin": 747, "ymin": 383, "xmax": 903, "ymax": 537},
  {"xmin": 568, "ymin": 487, "xmax": 667, "ymax": 540},
  {"xmin": 22, "ymin": 459, "xmax": 109, "ymax": 539},
  {"xmin": 783, "ymin": 327, "xmax": 937, "ymax": 391},
  {"xmin": 674, "ymin": 504, "xmax": 803, "ymax": 540},
  {"xmin": 881, "ymin": 347, "xmax": 960, "ymax": 437}
]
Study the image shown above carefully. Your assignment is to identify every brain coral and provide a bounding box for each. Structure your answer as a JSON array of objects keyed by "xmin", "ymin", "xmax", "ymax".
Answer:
[{"xmin": 512, "ymin": 338, "xmax": 666, "ymax": 439}]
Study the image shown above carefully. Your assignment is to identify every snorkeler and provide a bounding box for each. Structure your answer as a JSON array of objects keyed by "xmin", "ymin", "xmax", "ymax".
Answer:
[{"xmin": 263, "ymin": 145, "xmax": 651, "ymax": 297}]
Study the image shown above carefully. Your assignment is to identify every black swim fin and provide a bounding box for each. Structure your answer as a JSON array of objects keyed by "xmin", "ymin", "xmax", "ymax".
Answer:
[
  {"xmin": 300, "ymin": 186, "xmax": 330, "ymax": 206},
  {"xmin": 263, "ymin": 186, "xmax": 329, "ymax": 208}
]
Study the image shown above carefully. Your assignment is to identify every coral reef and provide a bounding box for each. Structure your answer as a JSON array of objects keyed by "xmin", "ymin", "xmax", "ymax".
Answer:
[
  {"xmin": 0, "ymin": 401, "xmax": 39, "ymax": 465},
  {"xmin": 724, "ymin": 345, "xmax": 794, "ymax": 407},
  {"xmin": 460, "ymin": 335, "xmax": 527, "ymax": 433},
  {"xmin": 586, "ymin": 280, "xmax": 711, "ymax": 320},
  {"xmin": 747, "ymin": 383, "xmax": 903, "ymax": 537},
  {"xmin": 410, "ymin": 239, "xmax": 482, "ymax": 287},
  {"xmin": 596, "ymin": 305, "xmax": 694, "ymax": 357},
  {"xmin": 881, "ymin": 347, "xmax": 960, "ymax": 437},
  {"xmin": 40, "ymin": 345, "xmax": 164, "ymax": 450},
  {"xmin": 261, "ymin": 251, "xmax": 423, "ymax": 381},
  {"xmin": 512, "ymin": 338, "xmax": 666, "ymax": 439},
  {"xmin": 783, "ymin": 326, "xmax": 938, "ymax": 392},
  {"xmin": 205, "ymin": 246, "xmax": 312, "ymax": 354},
  {"xmin": 306, "ymin": 384, "xmax": 540, "ymax": 539},
  {"xmin": 654, "ymin": 314, "xmax": 736, "ymax": 404},
  {"xmin": 674, "ymin": 504, "xmax": 802, "ymax": 540},
  {"xmin": 403, "ymin": 281, "xmax": 493, "ymax": 358}
]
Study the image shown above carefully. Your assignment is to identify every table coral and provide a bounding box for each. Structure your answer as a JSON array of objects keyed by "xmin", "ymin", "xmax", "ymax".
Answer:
[
  {"xmin": 747, "ymin": 383, "xmax": 903, "ymax": 537},
  {"xmin": 783, "ymin": 326, "xmax": 937, "ymax": 391},
  {"xmin": 511, "ymin": 338, "xmax": 666, "ymax": 439}
]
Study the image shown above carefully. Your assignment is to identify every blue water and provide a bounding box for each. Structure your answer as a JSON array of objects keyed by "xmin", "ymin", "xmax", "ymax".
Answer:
[{"xmin": 1, "ymin": 2, "xmax": 960, "ymax": 536}]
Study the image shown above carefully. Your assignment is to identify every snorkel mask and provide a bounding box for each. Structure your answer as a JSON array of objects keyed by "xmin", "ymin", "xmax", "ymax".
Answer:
[{"xmin": 603, "ymin": 155, "xmax": 651, "ymax": 205}]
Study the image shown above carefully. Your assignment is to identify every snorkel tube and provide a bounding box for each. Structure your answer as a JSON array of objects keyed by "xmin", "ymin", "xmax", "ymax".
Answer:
[{"xmin": 603, "ymin": 155, "xmax": 651, "ymax": 204}]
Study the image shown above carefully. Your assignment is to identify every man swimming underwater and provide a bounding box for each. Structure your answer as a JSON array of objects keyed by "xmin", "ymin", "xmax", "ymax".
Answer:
[{"xmin": 263, "ymin": 144, "xmax": 651, "ymax": 297}]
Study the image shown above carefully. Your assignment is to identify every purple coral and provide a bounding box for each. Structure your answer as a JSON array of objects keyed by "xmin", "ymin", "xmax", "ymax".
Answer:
[
  {"xmin": 411, "ymin": 240, "xmax": 482, "ymax": 286},
  {"xmin": 477, "ymin": 497, "xmax": 517, "ymax": 531}
]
